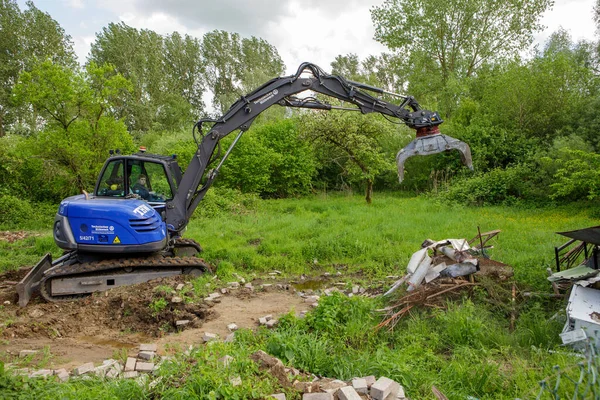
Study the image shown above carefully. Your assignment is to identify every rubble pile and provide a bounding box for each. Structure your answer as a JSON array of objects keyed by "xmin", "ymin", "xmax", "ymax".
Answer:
[
  {"xmin": 379, "ymin": 230, "xmax": 512, "ymax": 329},
  {"xmin": 250, "ymin": 350, "xmax": 407, "ymax": 400},
  {"xmin": 10, "ymin": 345, "xmax": 409, "ymax": 399}
]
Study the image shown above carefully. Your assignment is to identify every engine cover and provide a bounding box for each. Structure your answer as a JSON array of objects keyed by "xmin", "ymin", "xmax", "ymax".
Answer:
[{"xmin": 54, "ymin": 195, "xmax": 167, "ymax": 253}]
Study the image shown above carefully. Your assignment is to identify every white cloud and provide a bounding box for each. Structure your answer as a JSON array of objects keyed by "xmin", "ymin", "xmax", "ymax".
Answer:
[
  {"xmin": 535, "ymin": 0, "xmax": 597, "ymax": 46},
  {"xmin": 63, "ymin": 0, "xmax": 84, "ymax": 9}
]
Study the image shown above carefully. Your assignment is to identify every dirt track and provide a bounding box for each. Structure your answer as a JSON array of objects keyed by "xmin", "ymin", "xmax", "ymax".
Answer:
[{"xmin": 0, "ymin": 270, "xmax": 310, "ymax": 370}]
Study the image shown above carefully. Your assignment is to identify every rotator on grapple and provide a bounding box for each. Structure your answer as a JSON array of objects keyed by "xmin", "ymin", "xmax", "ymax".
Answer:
[{"xmin": 17, "ymin": 62, "xmax": 473, "ymax": 306}]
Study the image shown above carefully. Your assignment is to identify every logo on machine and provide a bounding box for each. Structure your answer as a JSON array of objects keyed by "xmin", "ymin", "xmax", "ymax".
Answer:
[
  {"xmin": 91, "ymin": 224, "xmax": 115, "ymax": 235},
  {"xmin": 253, "ymin": 89, "xmax": 278, "ymax": 105},
  {"xmin": 133, "ymin": 204, "xmax": 152, "ymax": 218}
]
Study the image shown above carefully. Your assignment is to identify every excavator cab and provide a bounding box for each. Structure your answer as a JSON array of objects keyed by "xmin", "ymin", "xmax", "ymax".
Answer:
[{"xmin": 95, "ymin": 150, "xmax": 182, "ymax": 207}]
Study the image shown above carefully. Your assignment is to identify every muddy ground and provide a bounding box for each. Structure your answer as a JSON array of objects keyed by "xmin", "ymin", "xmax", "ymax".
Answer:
[{"xmin": 0, "ymin": 269, "xmax": 311, "ymax": 370}]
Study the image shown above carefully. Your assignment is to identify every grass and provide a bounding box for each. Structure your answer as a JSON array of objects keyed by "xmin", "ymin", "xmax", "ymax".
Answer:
[
  {"xmin": 188, "ymin": 192, "xmax": 595, "ymax": 290},
  {"xmin": 0, "ymin": 192, "xmax": 598, "ymax": 399}
]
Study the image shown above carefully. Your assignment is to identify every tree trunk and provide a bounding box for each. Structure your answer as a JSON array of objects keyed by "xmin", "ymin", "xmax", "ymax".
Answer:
[
  {"xmin": 365, "ymin": 179, "xmax": 373, "ymax": 204},
  {"xmin": 0, "ymin": 111, "xmax": 4, "ymax": 137}
]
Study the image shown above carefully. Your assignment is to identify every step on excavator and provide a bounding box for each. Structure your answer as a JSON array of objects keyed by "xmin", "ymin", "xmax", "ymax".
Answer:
[{"xmin": 16, "ymin": 62, "xmax": 473, "ymax": 306}]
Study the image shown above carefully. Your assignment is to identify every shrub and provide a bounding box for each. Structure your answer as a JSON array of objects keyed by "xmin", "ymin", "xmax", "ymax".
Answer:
[
  {"xmin": 440, "ymin": 165, "xmax": 534, "ymax": 206},
  {"xmin": 0, "ymin": 195, "xmax": 35, "ymax": 228}
]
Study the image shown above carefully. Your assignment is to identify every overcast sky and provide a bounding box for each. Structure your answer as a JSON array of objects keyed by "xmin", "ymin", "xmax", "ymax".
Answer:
[{"xmin": 17, "ymin": 0, "xmax": 599, "ymax": 74}]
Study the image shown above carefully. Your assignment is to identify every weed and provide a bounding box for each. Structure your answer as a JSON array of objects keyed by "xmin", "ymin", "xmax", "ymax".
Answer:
[
  {"xmin": 149, "ymin": 298, "xmax": 168, "ymax": 317},
  {"xmin": 154, "ymin": 285, "xmax": 174, "ymax": 296}
]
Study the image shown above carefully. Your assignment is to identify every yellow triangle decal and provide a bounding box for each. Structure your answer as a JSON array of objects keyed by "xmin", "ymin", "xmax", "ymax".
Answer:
[{"xmin": 113, "ymin": 236, "xmax": 121, "ymax": 244}]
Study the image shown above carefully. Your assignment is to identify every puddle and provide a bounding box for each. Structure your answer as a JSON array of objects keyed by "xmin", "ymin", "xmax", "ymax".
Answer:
[
  {"xmin": 292, "ymin": 279, "xmax": 328, "ymax": 291},
  {"xmin": 78, "ymin": 336, "xmax": 138, "ymax": 349}
]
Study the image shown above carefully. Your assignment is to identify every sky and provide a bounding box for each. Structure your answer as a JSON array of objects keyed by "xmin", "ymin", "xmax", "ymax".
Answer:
[{"xmin": 16, "ymin": 0, "xmax": 599, "ymax": 75}]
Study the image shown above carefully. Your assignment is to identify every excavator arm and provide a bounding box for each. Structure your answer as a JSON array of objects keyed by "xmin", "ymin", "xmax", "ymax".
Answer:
[{"xmin": 166, "ymin": 62, "xmax": 473, "ymax": 232}]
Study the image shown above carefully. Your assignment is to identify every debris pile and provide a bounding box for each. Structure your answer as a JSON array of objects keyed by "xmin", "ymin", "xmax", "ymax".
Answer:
[
  {"xmin": 250, "ymin": 350, "xmax": 407, "ymax": 400},
  {"xmin": 379, "ymin": 230, "xmax": 512, "ymax": 329}
]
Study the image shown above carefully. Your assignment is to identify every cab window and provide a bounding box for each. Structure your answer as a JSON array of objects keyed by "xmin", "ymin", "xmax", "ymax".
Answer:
[
  {"xmin": 127, "ymin": 160, "xmax": 173, "ymax": 202},
  {"xmin": 97, "ymin": 160, "xmax": 125, "ymax": 197}
]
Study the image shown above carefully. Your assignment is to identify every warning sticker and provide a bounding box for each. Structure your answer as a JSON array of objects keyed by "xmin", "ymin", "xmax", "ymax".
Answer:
[{"xmin": 113, "ymin": 236, "xmax": 121, "ymax": 244}]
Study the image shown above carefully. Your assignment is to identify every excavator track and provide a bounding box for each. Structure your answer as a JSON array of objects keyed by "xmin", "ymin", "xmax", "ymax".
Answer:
[{"xmin": 39, "ymin": 255, "xmax": 213, "ymax": 303}]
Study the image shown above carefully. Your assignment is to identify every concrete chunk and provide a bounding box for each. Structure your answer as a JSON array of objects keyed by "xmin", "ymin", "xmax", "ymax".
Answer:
[
  {"xmin": 228, "ymin": 282, "xmax": 240, "ymax": 288},
  {"xmin": 352, "ymin": 378, "xmax": 368, "ymax": 394},
  {"xmin": 266, "ymin": 319, "xmax": 278, "ymax": 328},
  {"xmin": 29, "ymin": 369, "xmax": 53, "ymax": 378},
  {"xmin": 203, "ymin": 332, "xmax": 218, "ymax": 342},
  {"xmin": 224, "ymin": 332, "xmax": 236, "ymax": 343},
  {"xmin": 176, "ymin": 320, "xmax": 190, "ymax": 327},
  {"xmin": 338, "ymin": 386, "xmax": 363, "ymax": 400},
  {"xmin": 270, "ymin": 394, "xmax": 286, "ymax": 400},
  {"xmin": 370, "ymin": 377, "xmax": 400, "ymax": 400},
  {"xmin": 171, "ymin": 296, "xmax": 183, "ymax": 303},
  {"xmin": 218, "ymin": 355, "xmax": 234, "ymax": 367},
  {"xmin": 230, "ymin": 376, "xmax": 242, "ymax": 386},
  {"xmin": 302, "ymin": 394, "xmax": 333, "ymax": 400},
  {"xmin": 135, "ymin": 362, "xmax": 154, "ymax": 372},
  {"xmin": 123, "ymin": 371, "xmax": 139, "ymax": 379},
  {"xmin": 124, "ymin": 357, "xmax": 137, "ymax": 372},
  {"xmin": 363, "ymin": 375, "xmax": 376, "ymax": 387},
  {"xmin": 138, "ymin": 351, "xmax": 155, "ymax": 360},
  {"xmin": 227, "ymin": 323, "xmax": 239, "ymax": 331},
  {"xmin": 53, "ymin": 369, "xmax": 70, "ymax": 382},
  {"xmin": 140, "ymin": 343, "xmax": 158, "ymax": 352},
  {"xmin": 19, "ymin": 350, "xmax": 38, "ymax": 358},
  {"xmin": 73, "ymin": 362, "xmax": 95, "ymax": 376}
]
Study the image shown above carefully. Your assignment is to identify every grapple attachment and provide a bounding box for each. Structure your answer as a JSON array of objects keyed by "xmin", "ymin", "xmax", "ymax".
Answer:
[{"xmin": 396, "ymin": 128, "xmax": 473, "ymax": 183}]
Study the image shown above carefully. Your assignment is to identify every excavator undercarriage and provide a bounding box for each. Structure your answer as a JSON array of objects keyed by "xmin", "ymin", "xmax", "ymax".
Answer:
[{"xmin": 17, "ymin": 239, "xmax": 212, "ymax": 306}]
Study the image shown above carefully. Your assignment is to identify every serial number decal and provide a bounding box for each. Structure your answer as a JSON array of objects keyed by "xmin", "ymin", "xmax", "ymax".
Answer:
[{"xmin": 79, "ymin": 235, "xmax": 95, "ymax": 241}]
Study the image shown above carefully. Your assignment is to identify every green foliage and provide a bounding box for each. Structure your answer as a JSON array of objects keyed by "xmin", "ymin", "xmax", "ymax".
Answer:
[
  {"xmin": 194, "ymin": 187, "xmax": 259, "ymax": 219},
  {"xmin": 298, "ymin": 111, "xmax": 399, "ymax": 202},
  {"xmin": 219, "ymin": 119, "xmax": 317, "ymax": 197},
  {"xmin": 11, "ymin": 61, "xmax": 135, "ymax": 194},
  {"xmin": 201, "ymin": 30, "xmax": 284, "ymax": 114},
  {"xmin": 148, "ymin": 298, "xmax": 168, "ymax": 317},
  {"xmin": 544, "ymin": 149, "xmax": 600, "ymax": 201},
  {"xmin": 0, "ymin": 0, "xmax": 76, "ymax": 136},
  {"xmin": 440, "ymin": 165, "xmax": 538, "ymax": 206},
  {"xmin": 0, "ymin": 195, "xmax": 34, "ymax": 227},
  {"xmin": 89, "ymin": 23, "xmax": 204, "ymax": 131}
]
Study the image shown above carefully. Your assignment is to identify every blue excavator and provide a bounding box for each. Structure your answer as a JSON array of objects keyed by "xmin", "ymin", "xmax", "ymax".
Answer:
[{"xmin": 16, "ymin": 62, "xmax": 472, "ymax": 306}]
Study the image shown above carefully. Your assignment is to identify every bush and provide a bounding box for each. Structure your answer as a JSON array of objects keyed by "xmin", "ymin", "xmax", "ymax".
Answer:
[
  {"xmin": 440, "ymin": 165, "xmax": 535, "ymax": 206},
  {"xmin": 0, "ymin": 195, "xmax": 35, "ymax": 227},
  {"xmin": 192, "ymin": 187, "xmax": 258, "ymax": 219}
]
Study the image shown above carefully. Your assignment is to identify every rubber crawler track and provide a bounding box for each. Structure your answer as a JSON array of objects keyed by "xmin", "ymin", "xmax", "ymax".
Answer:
[{"xmin": 39, "ymin": 238, "xmax": 212, "ymax": 303}]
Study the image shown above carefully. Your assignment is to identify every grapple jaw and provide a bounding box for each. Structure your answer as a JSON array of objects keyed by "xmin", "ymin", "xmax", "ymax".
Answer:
[{"xmin": 396, "ymin": 128, "xmax": 473, "ymax": 183}]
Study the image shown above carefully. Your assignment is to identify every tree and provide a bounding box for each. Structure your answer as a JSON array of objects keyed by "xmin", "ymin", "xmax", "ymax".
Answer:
[
  {"xmin": 298, "ymin": 111, "xmax": 397, "ymax": 203},
  {"xmin": 202, "ymin": 30, "xmax": 284, "ymax": 114},
  {"xmin": 89, "ymin": 23, "xmax": 204, "ymax": 132},
  {"xmin": 371, "ymin": 0, "xmax": 552, "ymax": 116},
  {"xmin": 372, "ymin": 0, "xmax": 551, "ymax": 81},
  {"xmin": 476, "ymin": 30, "xmax": 599, "ymax": 141},
  {"xmin": 13, "ymin": 61, "xmax": 134, "ymax": 192},
  {"xmin": 331, "ymin": 53, "xmax": 407, "ymax": 94},
  {"xmin": 0, "ymin": 0, "xmax": 75, "ymax": 136}
]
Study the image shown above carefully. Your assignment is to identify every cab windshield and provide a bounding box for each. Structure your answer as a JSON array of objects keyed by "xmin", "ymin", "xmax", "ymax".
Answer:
[{"xmin": 96, "ymin": 159, "xmax": 174, "ymax": 202}]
